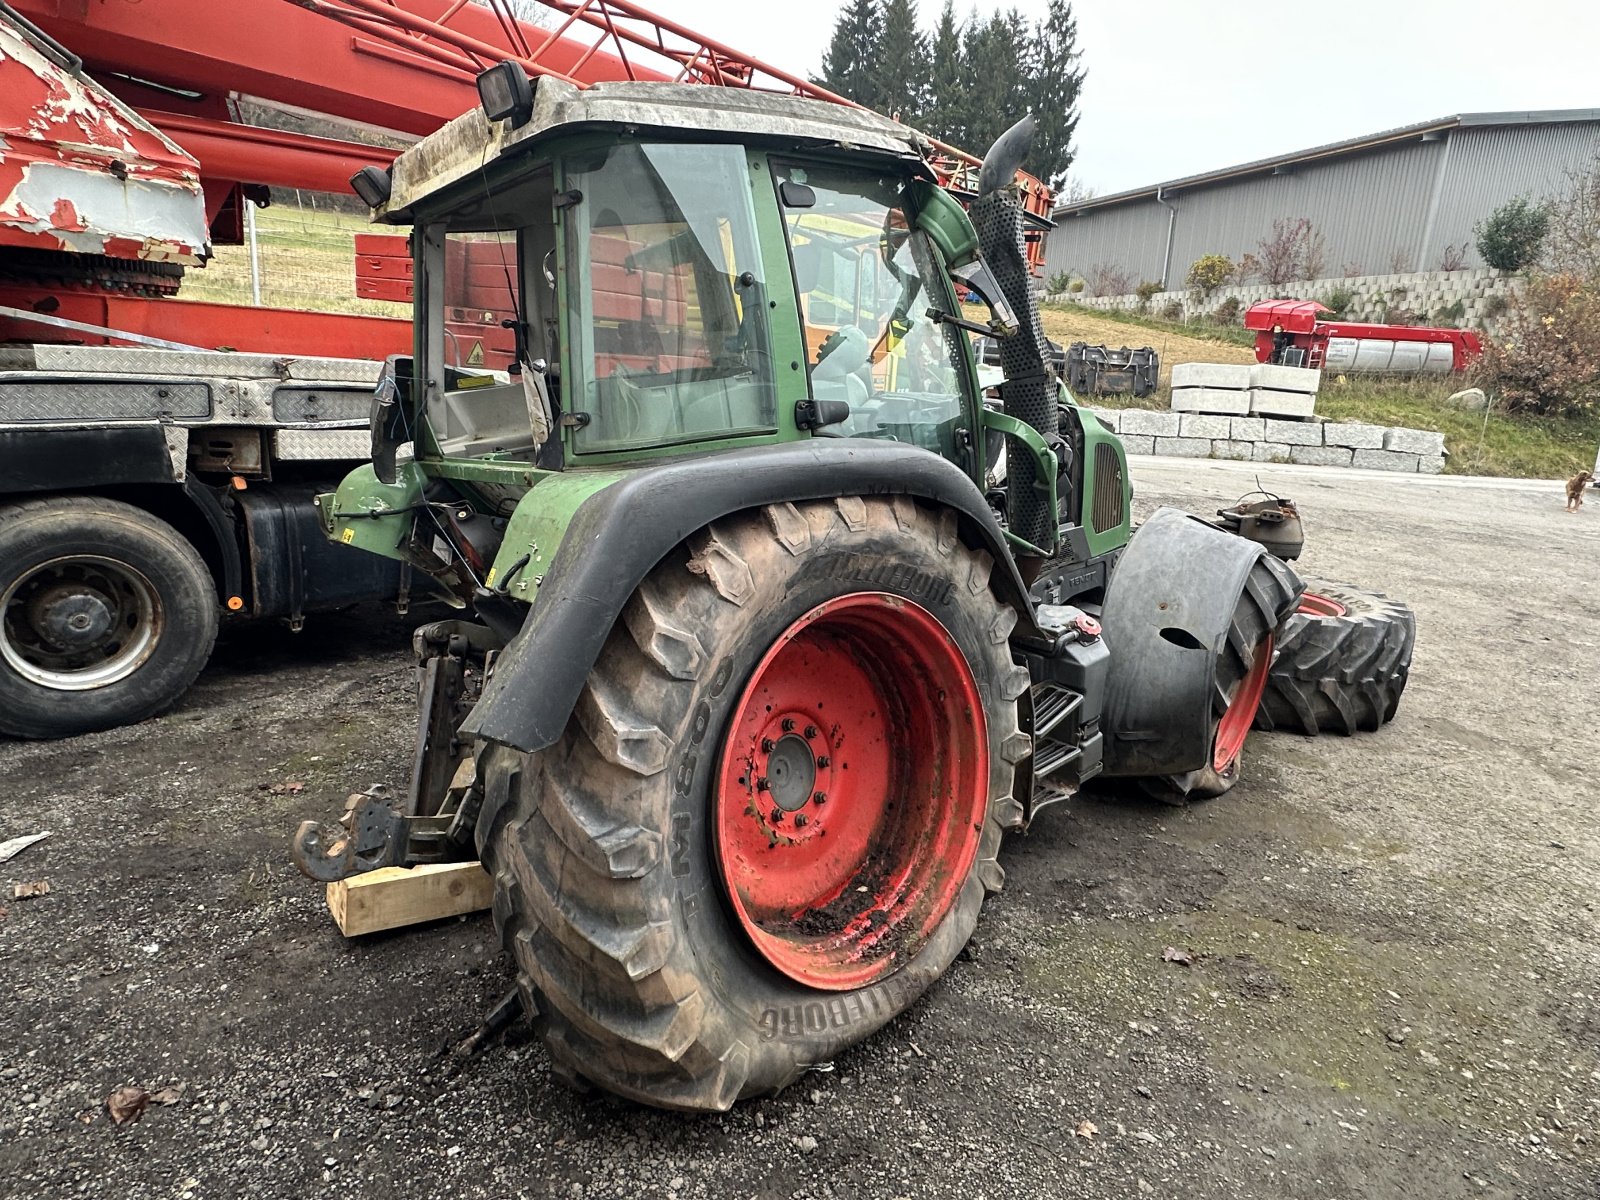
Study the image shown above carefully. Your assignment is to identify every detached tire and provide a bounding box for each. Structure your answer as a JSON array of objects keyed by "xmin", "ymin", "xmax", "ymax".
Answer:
[
  {"xmin": 1137, "ymin": 551, "xmax": 1302, "ymax": 802},
  {"xmin": 475, "ymin": 498, "xmax": 1029, "ymax": 1111},
  {"xmin": 1253, "ymin": 580, "xmax": 1415, "ymax": 736},
  {"xmin": 0, "ymin": 497, "xmax": 218, "ymax": 739}
]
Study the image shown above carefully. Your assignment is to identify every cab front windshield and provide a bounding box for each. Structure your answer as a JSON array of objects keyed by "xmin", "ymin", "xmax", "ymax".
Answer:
[{"xmin": 778, "ymin": 162, "xmax": 972, "ymax": 457}]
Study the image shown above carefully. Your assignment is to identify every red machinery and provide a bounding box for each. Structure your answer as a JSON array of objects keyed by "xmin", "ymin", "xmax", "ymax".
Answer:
[
  {"xmin": 1, "ymin": 0, "xmax": 1053, "ymax": 359},
  {"xmin": 1245, "ymin": 299, "xmax": 1482, "ymax": 374}
]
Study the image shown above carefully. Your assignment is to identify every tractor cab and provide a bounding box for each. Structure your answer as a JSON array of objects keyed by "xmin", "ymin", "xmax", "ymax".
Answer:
[{"xmin": 326, "ymin": 78, "xmax": 1044, "ymax": 607}]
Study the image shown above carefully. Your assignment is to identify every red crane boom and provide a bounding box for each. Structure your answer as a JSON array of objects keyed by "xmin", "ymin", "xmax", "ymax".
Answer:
[{"xmin": 1, "ymin": 0, "xmax": 1051, "ymax": 357}]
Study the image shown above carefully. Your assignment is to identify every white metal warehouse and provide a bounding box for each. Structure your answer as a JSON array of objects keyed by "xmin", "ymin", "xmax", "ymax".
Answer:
[{"xmin": 1043, "ymin": 109, "xmax": 1600, "ymax": 287}]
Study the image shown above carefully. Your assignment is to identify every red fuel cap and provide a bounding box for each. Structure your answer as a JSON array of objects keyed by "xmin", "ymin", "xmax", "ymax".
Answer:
[{"xmin": 1073, "ymin": 613, "xmax": 1102, "ymax": 639}]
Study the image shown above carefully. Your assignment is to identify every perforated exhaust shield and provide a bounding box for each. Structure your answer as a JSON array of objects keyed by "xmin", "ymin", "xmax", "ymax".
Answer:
[{"xmin": 969, "ymin": 191, "xmax": 1057, "ymax": 551}]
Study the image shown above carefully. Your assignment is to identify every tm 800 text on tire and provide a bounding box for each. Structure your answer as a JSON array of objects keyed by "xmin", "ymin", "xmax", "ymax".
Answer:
[
  {"xmin": 0, "ymin": 496, "xmax": 218, "ymax": 739},
  {"xmin": 474, "ymin": 497, "xmax": 1030, "ymax": 1111}
]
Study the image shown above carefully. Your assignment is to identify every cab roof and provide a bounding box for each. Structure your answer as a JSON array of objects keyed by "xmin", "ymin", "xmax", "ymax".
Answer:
[{"xmin": 380, "ymin": 79, "xmax": 932, "ymax": 221}]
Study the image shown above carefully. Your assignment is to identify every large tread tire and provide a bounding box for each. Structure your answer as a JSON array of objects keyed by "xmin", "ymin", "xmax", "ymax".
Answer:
[
  {"xmin": 1253, "ymin": 579, "xmax": 1416, "ymax": 737},
  {"xmin": 474, "ymin": 498, "xmax": 1028, "ymax": 1111},
  {"xmin": 0, "ymin": 497, "xmax": 219, "ymax": 739},
  {"xmin": 1139, "ymin": 551, "xmax": 1303, "ymax": 801}
]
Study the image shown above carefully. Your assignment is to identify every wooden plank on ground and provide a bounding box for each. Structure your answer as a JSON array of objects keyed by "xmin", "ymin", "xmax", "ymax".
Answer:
[{"xmin": 326, "ymin": 861, "xmax": 492, "ymax": 937}]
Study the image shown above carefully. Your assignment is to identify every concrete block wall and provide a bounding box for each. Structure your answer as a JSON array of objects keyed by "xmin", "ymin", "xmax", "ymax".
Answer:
[
  {"xmin": 1051, "ymin": 267, "xmax": 1519, "ymax": 331},
  {"xmin": 1085, "ymin": 407, "xmax": 1446, "ymax": 474}
]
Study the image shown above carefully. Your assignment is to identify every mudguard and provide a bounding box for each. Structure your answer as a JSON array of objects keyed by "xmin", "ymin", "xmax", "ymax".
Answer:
[
  {"xmin": 1097, "ymin": 506, "xmax": 1269, "ymax": 777},
  {"xmin": 462, "ymin": 440, "xmax": 1041, "ymax": 755}
]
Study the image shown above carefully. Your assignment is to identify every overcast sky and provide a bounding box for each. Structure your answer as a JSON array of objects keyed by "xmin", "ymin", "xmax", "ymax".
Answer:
[{"xmin": 665, "ymin": 0, "xmax": 1600, "ymax": 194}]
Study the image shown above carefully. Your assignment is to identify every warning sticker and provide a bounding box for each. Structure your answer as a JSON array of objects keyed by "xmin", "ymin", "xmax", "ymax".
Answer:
[{"xmin": 465, "ymin": 340, "xmax": 485, "ymax": 366}]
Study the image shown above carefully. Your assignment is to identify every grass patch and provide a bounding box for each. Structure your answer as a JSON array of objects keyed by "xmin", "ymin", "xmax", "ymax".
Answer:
[
  {"xmin": 1033, "ymin": 302, "xmax": 1597, "ymax": 478},
  {"xmin": 1317, "ymin": 378, "xmax": 1600, "ymax": 478},
  {"xmin": 1041, "ymin": 299, "xmax": 1258, "ymax": 349},
  {"xmin": 182, "ymin": 204, "xmax": 408, "ymax": 319}
]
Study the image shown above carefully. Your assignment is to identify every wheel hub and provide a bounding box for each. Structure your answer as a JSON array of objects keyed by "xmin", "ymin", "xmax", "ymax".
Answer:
[
  {"xmin": 764, "ymin": 731, "xmax": 819, "ymax": 814},
  {"xmin": 0, "ymin": 555, "xmax": 162, "ymax": 690},
  {"xmin": 714, "ymin": 592, "xmax": 989, "ymax": 991},
  {"xmin": 31, "ymin": 586, "xmax": 116, "ymax": 650}
]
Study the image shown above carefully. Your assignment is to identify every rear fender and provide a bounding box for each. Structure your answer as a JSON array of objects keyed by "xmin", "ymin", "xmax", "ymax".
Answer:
[
  {"xmin": 1097, "ymin": 506, "xmax": 1266, "ymax": 777},
  {"xmin": 462, "ymin": 440, "xmax": 1040, "ymax": 754}
]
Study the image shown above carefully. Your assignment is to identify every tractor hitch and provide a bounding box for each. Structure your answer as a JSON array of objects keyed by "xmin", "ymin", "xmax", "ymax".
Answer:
[{"xmin": 290, "ymin": 786, "xmax": 458, "ymax": 882}]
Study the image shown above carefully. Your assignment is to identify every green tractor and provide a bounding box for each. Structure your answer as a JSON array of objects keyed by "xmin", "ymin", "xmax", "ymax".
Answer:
[{"xmin": 293, "ymin": 71, "xmax": 1301, "ymax": 1111}]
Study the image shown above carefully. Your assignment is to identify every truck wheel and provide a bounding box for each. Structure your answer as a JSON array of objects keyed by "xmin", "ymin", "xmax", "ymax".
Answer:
[
  {"xmin": 1136, "ymin": 551, "xmax": 1301, "ymax": 803},
  {"xmin": 475, "ymin": 498, "xmax": 1029, "ymax": 1111},
  {"xmin": 0, "ymin": 497, "xmax": 219, "ymax": 738},
  {"xmin": 1253, "ymin": 581, "xmax": 1416, "ymax": 736}
]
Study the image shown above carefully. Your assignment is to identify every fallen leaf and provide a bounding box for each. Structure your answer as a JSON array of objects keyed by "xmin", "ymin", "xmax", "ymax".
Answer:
[
  {"xmin": 150, "ymin": 1086, "xmax": 184, "ymax": 1106},
  {"xmin": 0, "ymin": 831, "xmax": 51, "ymax": 863},
  {"xmin": 107, "ymin": 1087, "xmax": 150, "ymax": 1125},
  {"xmin": 1161, "ymin": 945, "xmax": 1194, "ymax": 967},
  {"xmin": 1075, "ymin": 1119, "xmax": 1099, "ymax": 1139},
  {"xmin": 12, "ymin": 881, "xmax": 49, "ymax": 900},
  {"xmin": 0, "ymin": 907, "xmax": 8, "ymax": 922},
  {"xmin": 268, "ymin": 781, "xmax": 306, "ymax": 796}
]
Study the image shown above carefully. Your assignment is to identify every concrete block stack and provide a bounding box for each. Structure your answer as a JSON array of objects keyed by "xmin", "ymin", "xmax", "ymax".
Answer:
[
  {"xmin": 1170, "ymin": 363, "xmax": 1252, "ymax": 415},
  {"xmin": 1170, "ymin": 362, "xmax": 1319, "ymax": 419},
  {"xmin": 1248, "ymin": 363, "xmax": 1319, "ymax": 418},
  {"xmin": 1081, "ymin": 405, "xmax": 1446, "ymax": 474}
]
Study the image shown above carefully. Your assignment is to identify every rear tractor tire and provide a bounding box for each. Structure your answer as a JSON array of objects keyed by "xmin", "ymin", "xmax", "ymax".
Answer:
[
  {"xmin": 0, "ymin": 497, "xmax": 218, "ymax": 739},
  {"xmin": 1252, "ymin": 580, "xmax": 1416, "ymax": 736},
  {"xmin": 474, "ymin": 498, "xmax": 1030, "ymax": 1111}
]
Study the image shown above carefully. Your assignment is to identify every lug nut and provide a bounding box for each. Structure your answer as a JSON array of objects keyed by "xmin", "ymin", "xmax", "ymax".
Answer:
[
  {"xmin": 803, "ymin": 725, "xmax": 817, "ymax": 739},
  {"xmin": 756, "ymin": 776, "xmax": 769, "ymax": 791},
  {"xmin": 781, "ymin": 718, "xmax": 795, "ymax": 732},
  {"xmin": 813, "ymin": 791, "xmax": 827, "ymax": 806},
  {"xmin": 794, "ymin": 814, "xmax": 808, "ymax": 828},
  {"xmin": 770, "ymin": 808, "xmax": 783, "ymax": 824},
  {"xmin": 760, "ymin": 738, "xmax": 775, "ymax": 753},
  {"xmin": 816, "ymin": 756, "xmax": 830, "ymax": 768}
]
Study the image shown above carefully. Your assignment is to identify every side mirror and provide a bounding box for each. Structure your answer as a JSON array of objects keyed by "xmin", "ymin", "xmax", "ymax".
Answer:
[
  {"xmin": 795, "ymin": 397, "xmax": 850, "ymax": 430},
  {"xmin": 370, "ymin": 355, "xmax": 413, "ymax": 485}
]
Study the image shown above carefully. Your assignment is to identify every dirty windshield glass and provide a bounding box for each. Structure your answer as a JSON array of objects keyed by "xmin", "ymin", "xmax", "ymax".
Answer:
[
  {"xmin": 777, "ymin": 161, "xmax": 970, "ymax": 457},
  {"xmin": 565, "ymin": 142, "xmax": 775, "ymax": 452}
]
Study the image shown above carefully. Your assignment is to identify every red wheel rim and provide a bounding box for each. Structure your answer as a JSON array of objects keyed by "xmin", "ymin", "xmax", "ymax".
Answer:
[
  {"xmin": 713, "ymin": 592, "xmax": 989, "ymax": 991},
  {"xmin": 1297, "ymin": 592, "xmax": 1347, "ymax": 618},
  {"xmin": 1212, "ymin": 633, "xmax": 1274, "ymax": 773}
]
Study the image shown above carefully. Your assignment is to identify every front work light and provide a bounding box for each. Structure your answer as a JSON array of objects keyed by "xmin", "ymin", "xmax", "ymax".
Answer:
[{"xmin": 477, "ymin": 60, "xmax": 535, "ymax": 127}]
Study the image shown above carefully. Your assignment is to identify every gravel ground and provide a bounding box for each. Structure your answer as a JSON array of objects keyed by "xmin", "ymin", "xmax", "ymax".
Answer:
[{"xmin": 2, "ymin": 458, "xmax": 1597, "ymax": 1200}]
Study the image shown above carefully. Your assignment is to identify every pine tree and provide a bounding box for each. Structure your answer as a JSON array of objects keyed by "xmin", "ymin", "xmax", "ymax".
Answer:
[
  {"xmin": 923, "ymin": 0, "xmax": 965, "ymax": 146},
  {"xmin": 876, "ymin": 0, "xmax": 930, "ymax": 125},
  {"xmin": 815, "ymin": 0, "xmax": 887, "ymax": 113},
  {"xmin": 1028, "ymin": 0, "xmax": 1085, "ymax": 185},
  {"xmin": 958, "ymin": 9, "xmax": 1031, "ymax": 159}
]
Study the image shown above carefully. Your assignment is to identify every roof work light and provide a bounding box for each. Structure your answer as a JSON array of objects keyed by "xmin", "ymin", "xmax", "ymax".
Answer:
[{"xmin": 477, "ymin": 61, "xmax": 535, "ymax": 127}]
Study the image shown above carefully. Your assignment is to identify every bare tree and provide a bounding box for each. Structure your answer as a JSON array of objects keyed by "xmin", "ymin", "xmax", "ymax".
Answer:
[
  {"xmin": 1055, "ymin": 175, "xmax": 1098, "ymax": 207},
  {"xmin": 1087, "ymin": 262, "xmax": 1133, "ymax": 296},
  {"xmin": 1438, "ymin": 242, "xmax": 1470, "ymax": 272},
  {"xmin": 474, "ymin": 0, "xmax": 554, "ymax": 30},
  {"xmin": 1544, "ymin": 153, "xmax": 1600, "ymax": 281},
  {"xmin": 1255, "ymin": 218, "xmax": 1322, "ymax": 285},
  {"xmin": 1388, "ymin": 246, "xmax": 1416, "ymax": 274}
]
